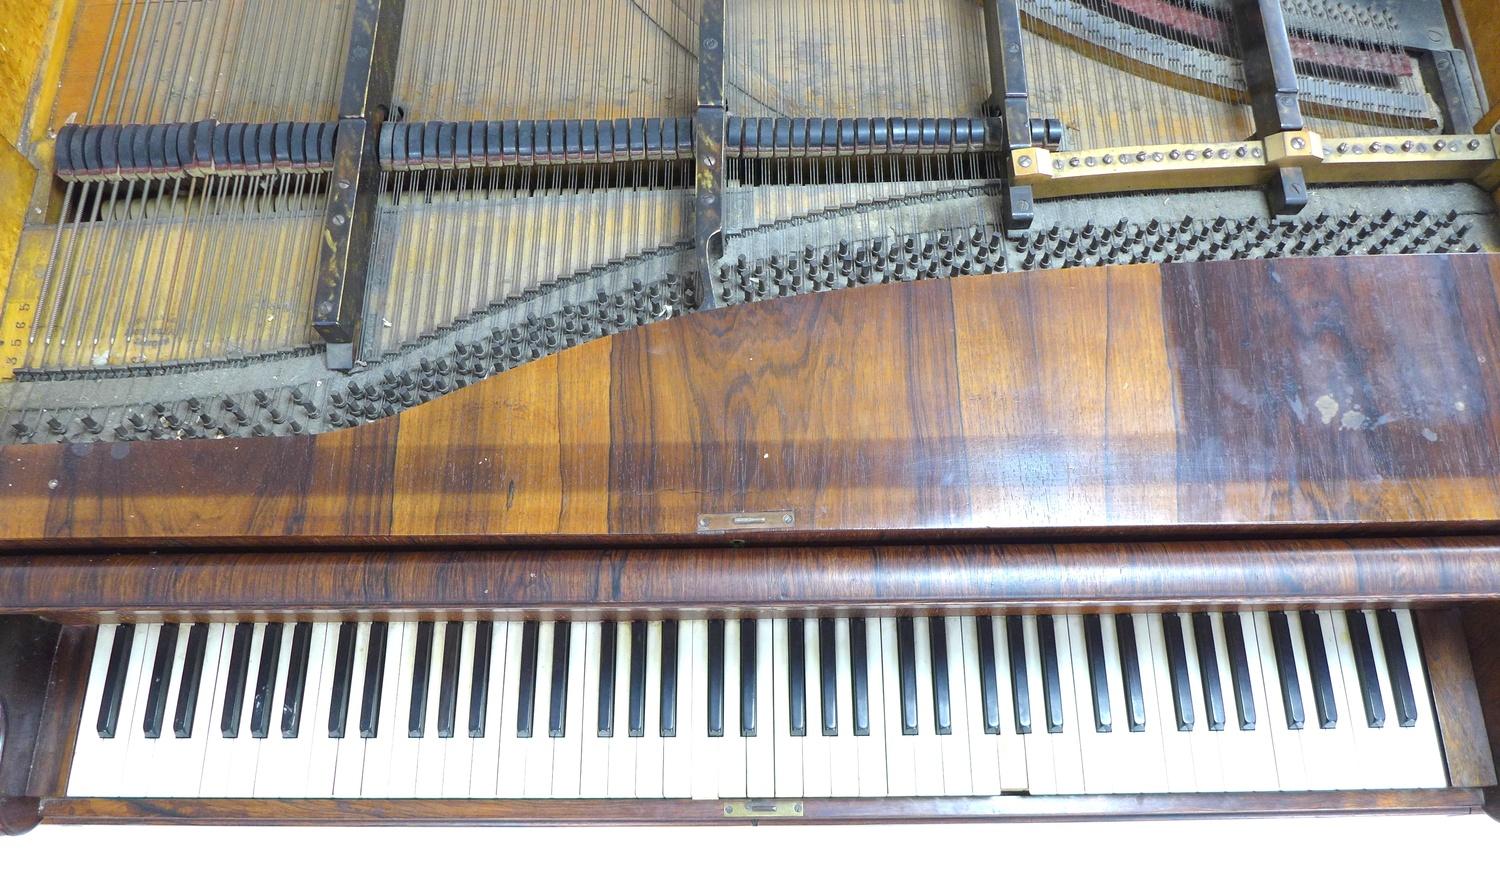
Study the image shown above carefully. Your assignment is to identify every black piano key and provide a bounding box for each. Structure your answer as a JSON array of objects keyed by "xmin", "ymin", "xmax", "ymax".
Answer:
[
  {"xmin": 1114, "ymin": 614, "xmax": 1146, "ymax": 733},
  {"xmin": 930, "ymin": 618, "xmax": 952, "ymax": 736},
  {"xmin": 1299, "ymin": 611, "xmax": 1338, "ymax": 729},
  {"xmin": 897, "ymin": 616, "xmax": 918, "ymax": 735},
  {"xmin": 1007, "ymin": 618, "xmax": 1031, "ymax": 734},
  {"xmin": 1377, "ymin": 610, "xmax": 1418, "ymax": 727},
  {"xmin": 172, "ymin": 623, "xmax": 209, "ymax": 738},
  {"xmin": 660, "ymin": 620, "xmax": 679, "ymax": 737},
  {"xmin": 221, "ymin": 623, "xmax": 253, "ymax": 738},
  {"xmin": 143, "ymin": 624, "xmax": 179, "ymax": 739},
  {"xmin": 280, "ymin": 622, "xmax": 312, "ymax": 738},
  {"xmin": 788, "ymin": 618, "xmax": 807, "ymax": 737},
  {"xmin": 327, "ymin": 622, "xmax": 356, "ymax": 738},
  {"xmin": 468, "ymin": 621, "xmax": 493, "ymax": 738},
  {"xmin": 250, "ymin": 623, "xmax": 283, "ymax": 739},
  {"xmin": 516, "ymin": 620, "xmax": 539, "ymax": 738},
  {"xmin": 628, "ymin": 621, "xmax": 648, "ymax": 738},
  {"xmin": 360, "ymin": 622, "xmax": 388, "ymax": 739},
  {"xmin": 548, "ymin": 622, "xmax": 571, "ymax": 738},
  {"xmin": 1345, "ymin": 611, "xmax": 1385, "ymax": 728},
  {"xmin": 409, "ymin": 621, "xmax": 435, "ymax": 737},
  {"xmin": 819, "ymin": 618, "xmax": 837, "ymax": 736},
  {"xmin": 977, "ymin": 616, "xmax": 1001, "ymax": 735},
  {"xmin": 1269, "ymin": 612, "xmax": 1305, "ymax": 730},
  {"xmin": 1038, "ymin": 615, "xmax": 1064, "ymax": 734},
  {"xmin": 1191, "ymin": 614, "xmax": 1226, "ymax": 732},
  {"xmin": 1083, "ymin": 615, "xmax": 1111, "ymax": 734},
  {"xmin": 98, "ymin": 624, "xmax": 135, "ymax": 738},
  {"xmin": 438, "ymin": 621, "xmax": 463, "ymax": 738},
  {"xmin": 1224, "ymin": 613, "xmax": 1257, "ymax": 731},
  {"xmin": 740, "ymin": 620, "xmax": 758, "ymax": 737},
  {"xmin": 597, "ymin": 621, "xmax": 617, "ymax": 737},
  {"xmin": 1163, "ymin": 613, "xmax": 1194, "ymax": 731},
  {"xmin": 708, "ymin": 619, "xmax": 725, "ymax": 737},
  {"xmin": 850, "ymin": 617, "xmax": 870, "ymax": 736}
]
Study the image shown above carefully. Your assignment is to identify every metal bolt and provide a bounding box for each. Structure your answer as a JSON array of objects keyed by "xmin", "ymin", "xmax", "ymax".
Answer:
[
  {"xmin": 337, "ymin": 180, "xmax": 350, "ymax": 190},
  {"xmin": 1468, "ymin": 139, "xmax": 1481, "ymax": 150},
  {"xmin": 699, "ymin": 516, "xmax": 710, "ymax": 527},
  {"xmin": 332, "ymin": 214, "xmax": 345, "ymax": 226},
  {"xmin": 1017, "ymin": 155, "xmax": 1032, "ymax": 168},
  {"xmin": 704, "ymin": 37, "xmax": 718, "ymax": 50},
  {"xmin": 1290, "ymin": 137, "xmax": 1306, "ymax": 150},
  {"xmin": 782, "ymin": 513, "xmax": 793, "ymax": 524}
]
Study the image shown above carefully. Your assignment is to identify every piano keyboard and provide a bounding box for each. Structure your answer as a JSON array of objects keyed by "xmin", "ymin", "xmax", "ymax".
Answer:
[{"xmin": 67, "ymin": 609, "xmax": 1448, "ymax": 800}]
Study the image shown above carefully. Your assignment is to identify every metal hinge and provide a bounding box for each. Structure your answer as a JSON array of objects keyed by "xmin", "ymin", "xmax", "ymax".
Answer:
[
  {"xmin": 722, "ymin": 800, "xmax": 804, "ymax": 818},
  {"xmin": 697, "ymin": 510, "xmax": 795, "ymax": 532}
]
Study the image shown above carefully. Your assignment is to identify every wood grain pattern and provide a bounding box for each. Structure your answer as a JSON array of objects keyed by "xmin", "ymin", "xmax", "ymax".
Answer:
[
  {"xmin": 35, "ymin": 789, "xmax": 1487, "ymax": 827},
  {"xmin": 1417, "ymin": 608, "xmax": 1498, "ymax": 788},
  {"xmin": 4, "ymin": 537, "xmax": 1500, "ymax": 616},
  {"xmin": 2, "ymin": 254, "xmax": 1500, "ymax": 548}
]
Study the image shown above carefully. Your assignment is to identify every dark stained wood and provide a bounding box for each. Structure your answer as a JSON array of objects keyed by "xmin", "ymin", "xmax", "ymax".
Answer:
[
  {"xmin": 1416, "ymin": 608, "xmax": 1498, "ymax": 788},
  {"xmin": 0, "ymin": 618, "xmax": 59, "ymax": 797},
  {"xmin": 4, "ymin": 537, "xmax": 1500, "ymax": 616},
  {"xmin": 0, "ymin": 254, "xmax": 1498, "ymax": 549},
  {"xmin": 36, "ymin": 789, "xmax": 1486, "ymax": 826},
  {"xmin": 26, "ymin": 626, "xmax": 90, "ymax": 800},
  {"xmin": 1459, "ymin": 603, "xmax": 1500, "ymax": 819}
]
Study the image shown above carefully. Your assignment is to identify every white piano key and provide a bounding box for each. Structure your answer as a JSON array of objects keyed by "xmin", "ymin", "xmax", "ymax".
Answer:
[
  {"xmin": 142, "ymin": 625, "xmax": 190, "ymax": 799},
  {"xmin": 828, "ymin": 617, "xmax": 861, "ymax": 797},
  {"xmin": 939, "ymin": 616, "xmax": 973, "ymax": 796},
  {"xmin": 359, "ymin": 622, "xmax": 408, "ymax": 798},
  {"xmin": 716, "ymin": 618, "xmax": 747, "ymax": 798},
  {"xmin": 253, "ymin": 623, "xmax": 299, "ymax": 798},
  {"xmin": 469, "ymin": 619, "xmax": 508, "ymax": 798},
  {"xmin": 1286, "ymin": 611, "xmax": 1343, "ymax": 790},
  {"xmin": 67, "ymin": 625, "xmax": 120, "ymax": 797},
  {"xmin": 382, "ymin": 622, "xmax": 421, "ymax": 797},
  {"xmin": 412, "ymin": 622, "xmax": 448, "ymax": 797},
  {"xmin": 578, "ymin": 621, "xmax": 609, "ymax": 798},
  {"xmin": 1226, "ymin": 612, "xmax": 1280, "ymax": 792},
  {"xmin": 878, "ymin": 618, "xmax": 914, "ymax": 796},
  {"xmin": 441, "ymin": 621, "xmax": 479, "ymax": 798},
  {"xmin": 176, "ymin": 623, "xmax": 227, "ymax": 798},
  {"xmin": 1329, "ymin": 610, "xmax": 1384, "ymax": 790},
  {"xmin": 991, "ymin": 617, "xmax": 1027, "ymax": 793},
  {"xmin": 1121, "ymin": 614, "xmax": 1170, "ymax": 795},
  {"xmin": 548, "ymin": 620, "xmax": 586, "ymax": 798},
  {"xmin": 1178, "ymin": 614, "xmax": 1224, "ymax": 793},
  {"xmin": 662, "ymin": 619, "xmax": 695, "ymax": 798},
  {"xmin": 1047, "ymin": 617, "xmax": 1086, "ymax": 795},
  {"xmin": 911, "ymin": 616, "xmax": 943, "ymax": 796},
  {"xmin": 120, "ymin": 623, "xmax": 162, "ymax": 797},
  {"xmin": 197, "ymin": 625, "xmax": 243, "ymax": 798},
  {"xmin": 802, "ymin": 618, "xmax": 832, "ymax": 798},
  {"xmin": 276, "ymin": 624, "xmax": 327, "ymax": 798},
  {"xmin": 1362, "ymin": 608, "xmax": 1425, "ymax": 789},
  {"xmin": 224, "ymin": 622, "xmax": 267, "ymax": 798},
  {"xmin": 1019, "ymin": 615, "xmax": 1057, "ymax": 796},
  {"xmin": 746, "ymin": 618, "xmax": 776, "ymax": 797},
  {"xmin": 1066, "ymin": 615, "xmax": 1111, "ymax": 795},
  {"xmin": 1145, "ymin": 614, "xmax": 1196, "ymax": 793},
  {"xmin": 856, "ymin": 617, "xmax": 889, "ymax": 798},
  {"xmin": 306, "ymin": 623, "xmax": 347, "ymax": 798},
  {"xmin": 1212, "ymin": 613, "xmax": 1277, "ymax": 792},
  {"xmin": 772, "ymin": 618, "xmax": 802, "ymax": 798},
  {"xmin": 689, "ymin": 620, "xmax": 718, "ymax": 800},
  {"xmin": 1318, "ymin": 610, "xmax": 1361, "ymax": 789},
  {"xmin": 960, "ymin": 617, "xmax": 1001, "ymax": 797},
  {"xmin": 1250, "ymin": 610, "xmax": 1308, "ymax": 792},
  {"xmin": 497, "ymin": 621, "xmax": 531, "ymax": 797},
  {"xmin": 1103, "ymin": 614, "xmax": 1166, "ymax": 794},
  {"xmin": 1394, "ymin": 609, "xmax": 1449, "ymax": 788},
  {"xmin": 634, "ymin": 621, "xmax": 665, "ymax": 798},
  {"xmin": 330, "ymin": 622, "xmax": 370, "ymax": 799},
  {"xmin": 608, "ymin": 621, "xmax": 638, "ymax": 797},
  {"xmin": 522, "ymin": 621, "xmax": 555, "ymax": 797}
]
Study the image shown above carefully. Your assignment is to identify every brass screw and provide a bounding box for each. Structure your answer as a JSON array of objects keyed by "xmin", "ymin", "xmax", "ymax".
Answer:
[{"xmin": 1290, "ymin": 137, "xmax": 1306, "ymax": 150}]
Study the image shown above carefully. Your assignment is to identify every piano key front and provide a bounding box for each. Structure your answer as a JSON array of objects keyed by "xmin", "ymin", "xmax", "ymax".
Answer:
[{"xmin": 66, "ymin": 608, "xmax": 1455, "ymax": 802}]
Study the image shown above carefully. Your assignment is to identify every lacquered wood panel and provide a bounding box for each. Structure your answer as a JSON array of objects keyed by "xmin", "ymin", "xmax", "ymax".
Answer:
[
  {"xmin": 4, "ymin": 537, "xmax": 1500, "ymax": 616},
  {"xmin": 1417, "ymin": 608, "xmax": 1498, "ymax": 788},
  {"xmin": 2, "ymin": 254, "xmax": 1499, "ymax": 548},
  {"xmin": 36, "ymin": 790, "xmax": 1487, "ymax": 827}
]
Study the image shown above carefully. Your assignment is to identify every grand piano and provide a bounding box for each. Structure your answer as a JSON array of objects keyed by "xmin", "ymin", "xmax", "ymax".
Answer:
[{"xmin": 2, "ymin": 0, "xmax": 1500, "ymax": 831}]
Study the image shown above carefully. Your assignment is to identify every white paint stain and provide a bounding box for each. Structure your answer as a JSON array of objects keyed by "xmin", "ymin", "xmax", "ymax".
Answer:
[
  {"xmin": 1422, "ymin": 428, "xmax": 1439, "ymax": 442},
  {"xmin": 1340, "ymin": 410, "xmax": 1368, "ymax": 431},
  {"xmin": 46, "ymin": 479, "xmax": 59, "ymax": 490},
  {"xmin": 1455, "ymin": 401, "xmax": 1467, "ymax": 412},
  {"xmin": 1314, "ymin": 394, "xmax": 1339, "ymax": 425}
]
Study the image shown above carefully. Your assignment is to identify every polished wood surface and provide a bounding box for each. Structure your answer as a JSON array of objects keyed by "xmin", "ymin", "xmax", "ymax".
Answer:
[
  {"xmin": 2, "ymin": 254, "xmax": 1500, "ymax": 549},
  {"xmin": 5, "ymin": 537, "xmax": 1500, "ymax": 617},
  {"xmin": 36, "ymin": 789, "xmax": 1487, "ymax": 826},
  {"xmin": 1417, "ymin": 608, "xmax": 1498, "ymax": 789}
]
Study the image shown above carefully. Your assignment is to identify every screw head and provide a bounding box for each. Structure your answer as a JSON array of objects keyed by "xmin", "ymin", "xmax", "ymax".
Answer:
[
  {"xmin": 1017, "ymin": 155, "xmax": 1032, "ymax": 168},
  {"xmin": 1290, "ymin": 137, "xmax": 1306, "ymax": 150},
  {"xmin": 704, "ymin": 37, "xmax": 718, "ymax": 50}
]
